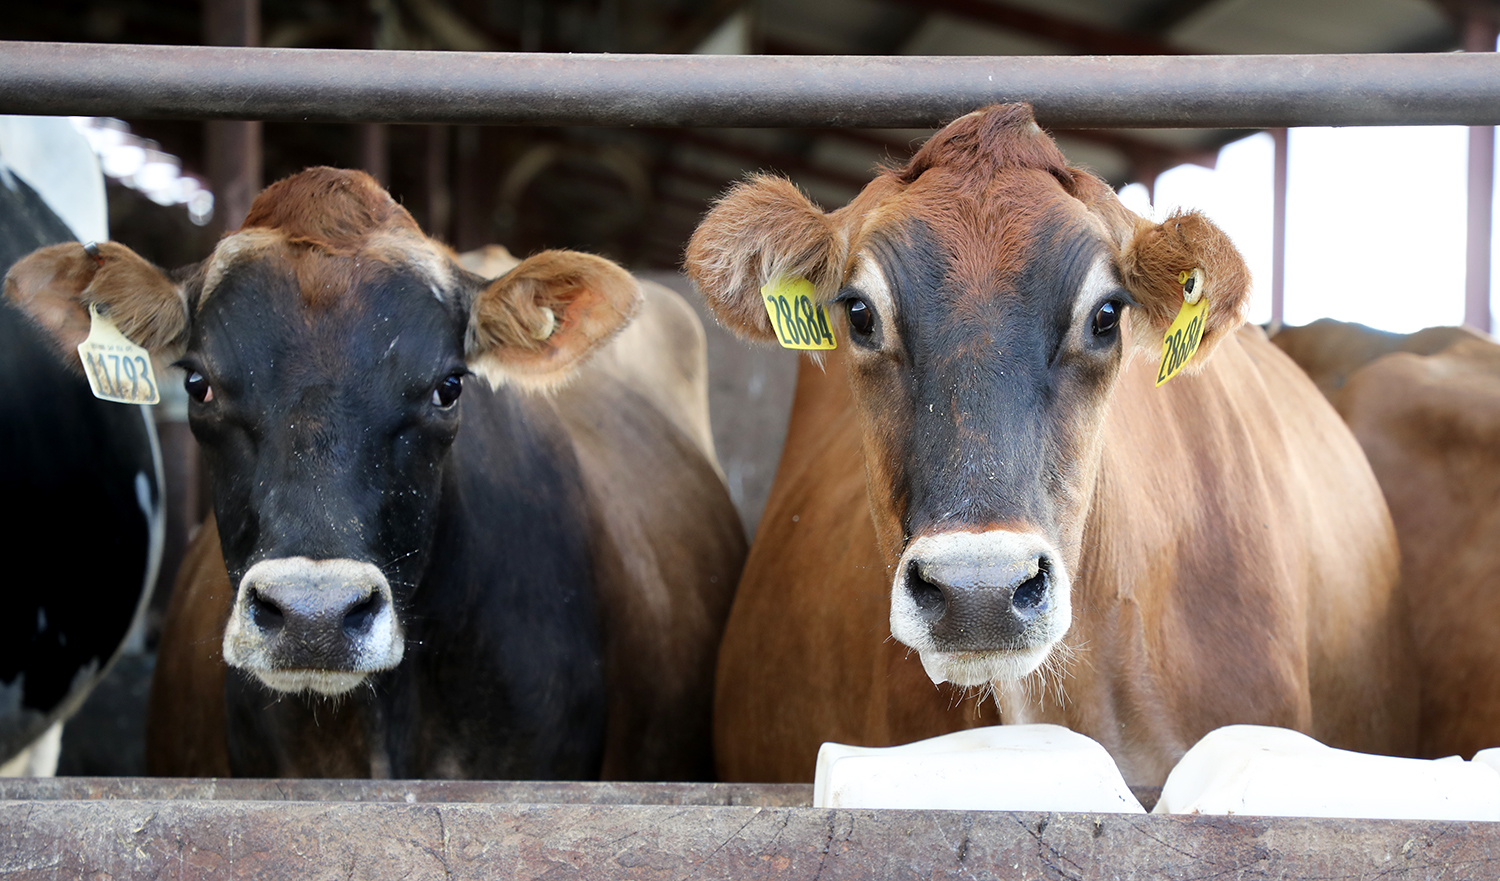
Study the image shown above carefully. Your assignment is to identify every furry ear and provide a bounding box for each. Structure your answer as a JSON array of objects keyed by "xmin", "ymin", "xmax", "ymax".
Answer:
[
  {"xmin": 1118, "ymin": 210, "xmax": 1251, "ymax": 367},
  {"xmin": 684, "ymin": 174, "xmax": 841, "ymax": 344},
  {"xmin": 466, "ymin": 249, "xmax": 641, "ymax": 392},
  {"xmin": 4, "ymin": 240, "xmax": 188, "ymax": 370}
]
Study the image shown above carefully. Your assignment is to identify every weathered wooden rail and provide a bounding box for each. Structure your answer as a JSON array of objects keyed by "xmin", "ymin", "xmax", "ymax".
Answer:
[{"xmin": 2, "ymin": 778, "xmax": 1497, "ymax": 879}]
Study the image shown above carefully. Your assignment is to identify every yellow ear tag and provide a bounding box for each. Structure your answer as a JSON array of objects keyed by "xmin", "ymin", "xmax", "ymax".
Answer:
[
  {"xmin": 1155, "ymin": 268, "xmax": 1207, "ymax": 388},
  {"xmin": 77, "ymin": 303, "xmax": 160, "ymax": 405},
  {"xmin": 760, "ymin": 277, "xmax": 836, "ymax": 351}
]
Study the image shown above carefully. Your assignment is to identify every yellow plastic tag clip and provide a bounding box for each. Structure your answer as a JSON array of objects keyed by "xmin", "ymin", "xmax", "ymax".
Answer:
[
  {"xmin": 77, "ymin": 303, "xmax": 160, "ymax": 405},
  {"xmin": 760, "ymin": 277, "xmax": 836, "ymax": 351},
  {"xmin": 1156, "ymin": 268, "xmax": 1207, "ymax": 388}
]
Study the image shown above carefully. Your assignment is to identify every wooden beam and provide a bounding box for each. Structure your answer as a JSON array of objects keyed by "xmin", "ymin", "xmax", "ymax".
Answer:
[
  {"xmin": 5, "ymin": 780, "xmax": 1500, "ymax": 881},
  {"xmin": 1126, "ymin": 0, "xmax": 1222, "ymax": 35},
  {"xmin": 881, "ymin": 0, "xmax": 1190, "ymax": 55},
  {"xmin": 202, "ymin": 0, "xmax": 261, "ymax": 232}
]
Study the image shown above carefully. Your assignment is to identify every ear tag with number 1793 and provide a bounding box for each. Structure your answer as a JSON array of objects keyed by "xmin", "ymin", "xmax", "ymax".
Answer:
[
  {"xmin": 77, "ymin": 302, "xmax": 160, "ymax": 405},
  {"xmin": 760, "ymin": 277, "xmax": 837, "ymax": 351},
  {"xmin": 1155, "ymin": 268, "xmax": 1207, "ymax": 388}
]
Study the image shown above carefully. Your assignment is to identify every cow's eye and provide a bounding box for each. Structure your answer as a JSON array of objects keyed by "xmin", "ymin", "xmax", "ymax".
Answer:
[
  {"xmin": 1092, "ymin": 300, "xmax": 1122, "ymax": 336},
  {"xmin": 846, "ymin": 297, "xmax": 876, "ymax": 338},
  {"xmin": 432, "ymin": 373, "xmax": 463, "ymax": 408},
  {"xmin": 184, "ymin": 370, "xmax": 213, "ymax": 403}
]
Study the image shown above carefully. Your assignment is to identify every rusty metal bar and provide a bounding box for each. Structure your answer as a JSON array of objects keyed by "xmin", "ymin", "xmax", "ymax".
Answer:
[
  {"xmin": 1271, "ymin": 127, "xmax": 1288, "ymax": 330},
  {"xmin": 3, "ymin": 798, "xmax": 1497, "ymax": 880},
  {"xmin": 1, "ymin": 41, "xmax": 1499, "ymax": 128},
  {"xmin": 1463, "ymin": 11, "xmax": 1497, "ymax": 333}
]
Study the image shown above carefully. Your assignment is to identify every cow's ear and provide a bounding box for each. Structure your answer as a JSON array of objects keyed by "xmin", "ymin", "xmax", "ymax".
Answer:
[
  {"xmin": 466, "ymin": 249, "xmax": 642, "ymax": 392},
  {"xmin": 1118, "ymin": 210, "xmax": 1251, "ymax": 366},
  {"xmin": 685, "ymin": 174, "xmax": 841, "ymax": 344},
  {"xmin": 4, "ymin": 241, "xmax": 189, "ymax": 371}
]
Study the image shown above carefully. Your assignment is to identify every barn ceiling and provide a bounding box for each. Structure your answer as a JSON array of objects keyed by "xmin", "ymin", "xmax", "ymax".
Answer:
[{"xmin": 0, "ymin": 0, "xmax": 1485, "ymax": 270}]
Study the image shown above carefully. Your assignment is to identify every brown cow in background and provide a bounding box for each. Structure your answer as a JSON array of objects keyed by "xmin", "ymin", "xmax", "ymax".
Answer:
[
  {"xmin": 1274, "ymin": 318, "xmax": 1500, "ymax": 760},
  {"xmin": 686, "ymin": 104, "xmax": 1417, "ymax": 787}
]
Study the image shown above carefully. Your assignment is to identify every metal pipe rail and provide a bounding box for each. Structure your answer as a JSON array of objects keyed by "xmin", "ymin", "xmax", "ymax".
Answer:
[{"xmin": 0, "ymin": 41, "xmax": 1497, "ymax": 128}]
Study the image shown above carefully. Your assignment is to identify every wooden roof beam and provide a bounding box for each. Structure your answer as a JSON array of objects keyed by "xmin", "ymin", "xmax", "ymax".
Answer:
[{"xmin": 879, "ymin": 0, "xmax": 1191, "ymax": 56}]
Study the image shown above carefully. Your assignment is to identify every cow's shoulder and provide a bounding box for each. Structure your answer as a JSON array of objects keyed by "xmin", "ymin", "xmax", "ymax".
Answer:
[{"xmin": 146, "ymin": 516, "xmax": 232, "ymax": 776}]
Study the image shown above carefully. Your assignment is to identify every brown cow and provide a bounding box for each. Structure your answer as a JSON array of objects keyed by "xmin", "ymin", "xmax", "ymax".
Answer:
[
  {"xmin": 7, "ymin": 167, "xmax": 745, "ymax": 780},
  {"xmin": 1273, "ymin": 318, "xmax": 1500, "ymax": 760},
  {"xmin": 686, "ymin": 104, "xmax": 1417, "ymax": 787}
]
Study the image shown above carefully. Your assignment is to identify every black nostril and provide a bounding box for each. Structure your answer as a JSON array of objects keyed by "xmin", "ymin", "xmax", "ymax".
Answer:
[
  {"xmin": 248, "ymin": 589, "xmax": 285, "ymax": 632},
  {"xmin": 1011, "ymin": 560, "xmax": 1050, "ymax": 614},
  {"xmin": 342, "ymin": 594, "xmax": 381, "ymax": 637},
  {"xmin": 907, "ymin": 561, "xmax": 946, "ymax": 614}
]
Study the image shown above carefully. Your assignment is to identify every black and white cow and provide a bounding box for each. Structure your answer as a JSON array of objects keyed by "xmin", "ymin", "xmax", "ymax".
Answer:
[{"xmin": 0, "ymin": 116, "xmax": 163, "ymax": 775}]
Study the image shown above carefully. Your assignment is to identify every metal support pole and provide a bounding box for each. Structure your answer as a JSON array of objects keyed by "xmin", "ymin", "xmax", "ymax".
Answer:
[
  {"xmin": 1271, "ymin": 127, "xmax": 1288, "ymax": 331},
  {"xmin": 425, "ymin": 125, "xmax": 452, "ymax": 242},
  {"xmin": 202, "ymin": 0, "xmax": 261, "ymax": 233},
  {"xmin": 1464, "ymin": 12, "xmax": 1497, "ymax": 333},
  {"xmin": 359, "ymin": 123, "xmax": 388, "ymax": 185}
]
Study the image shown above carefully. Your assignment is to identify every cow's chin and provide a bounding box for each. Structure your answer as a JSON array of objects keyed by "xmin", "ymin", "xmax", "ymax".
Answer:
[
  {"xmin": 251, "ymin": 668, "xmax": 371, "ymax": 696},
  {"xmin": 914, "ymin": 645, "xmax": 1054, "ymax": 687}
]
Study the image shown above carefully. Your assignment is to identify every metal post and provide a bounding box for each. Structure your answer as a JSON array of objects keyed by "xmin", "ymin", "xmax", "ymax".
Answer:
[
  {"xmin": 425, "ymin": 125, "xmax": 451, "ymax": 242},
  {"xmin": 1271, "ymin": 127, "xmax": 1287, "ymax": 331},
  {"xmin": 203, "ymin": 0, "xmax": 261, "ymax": 232},
  {"xmin": 1464, "ymin": 11, "xmax": 1497, "ymax": 333}
]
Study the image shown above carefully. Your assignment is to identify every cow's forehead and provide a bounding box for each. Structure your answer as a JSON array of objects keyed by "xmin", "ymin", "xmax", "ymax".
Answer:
[
  {"xmin": 198, "ymin": 226, "xmax": 459, "ymax": 309},
  {"xmin": 845, "ymin": 173, "xmax": 1113, "ymax": 311}
]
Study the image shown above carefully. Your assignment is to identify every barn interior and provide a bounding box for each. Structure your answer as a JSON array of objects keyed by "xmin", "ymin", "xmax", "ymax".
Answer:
[{"xmin": 2, "ymin": 0, "xmax": 1496, "ymax": 777}]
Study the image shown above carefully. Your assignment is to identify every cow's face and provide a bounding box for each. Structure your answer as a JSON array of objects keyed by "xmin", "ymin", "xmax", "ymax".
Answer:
[
  {"xmin": 5, "ymin": 168, "xmax": 640, "ymax": 696},
  {"xmin": 686, "ymin": 105, "xmax": 1249, "ymax": 688}
]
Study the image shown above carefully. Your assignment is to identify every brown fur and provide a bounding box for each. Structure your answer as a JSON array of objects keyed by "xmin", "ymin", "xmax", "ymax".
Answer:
[
  {"xmin": 1272, "ymin": 318, "xmax": 1482, "ymax": 399},
  {"xmin": 690, "ymin": 104, "xmax": 1415, "ymax": 785},
  {"xmin": 686, "ymin": 107, "xmax": 1250, "ymax": 363},
  {"xmin": 467, "ymin": 250, "xmax": 643, "ymax": 392},
  {"xmin": 146, "ymin": 517, "xmax": 232, "ymax": 776},
  {"xmin": 1117, "ymin": 209, "xmax": 1252, "ymax": 366},
  {"xmin": 239, "ymin": 166, "xmax": 420, "ymax": 252},
  {"xmin": 3, "ymin": 240, "xmax": 187, "ymax": 369},
  {"xmin": 683, "ymin": 175, "xmax": 842, "ymax": 342},
  {"xmin": 1274, "ymin": 320, "xmax": 1500, "ymax": 758}
]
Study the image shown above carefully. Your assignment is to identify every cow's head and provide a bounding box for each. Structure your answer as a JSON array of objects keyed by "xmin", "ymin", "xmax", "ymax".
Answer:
[
  {"xmin": 6, "ymin": 167, "xmax": 640, "ymax": 695},
  {"xmin": 686, "ymin": 105, "xmax": 1249, "ymax": 688}
]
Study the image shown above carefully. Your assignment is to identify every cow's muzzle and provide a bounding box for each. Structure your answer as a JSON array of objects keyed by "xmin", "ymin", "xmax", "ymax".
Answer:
[
  {"xmin": 889, "ymin": 530, "xmax": 1071, "ymax": 686},
  {"xmin": 222, "ymin": 557, "xmax": 404, "ymax": 695}
]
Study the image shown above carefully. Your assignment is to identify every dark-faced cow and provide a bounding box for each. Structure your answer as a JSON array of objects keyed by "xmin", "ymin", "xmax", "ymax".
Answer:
[
  {"xmin": 686, "ymin": 104, "xmax": 1417, "ymax": 787},
  {"xmin": 1274, "ymin": 318, "xmax": 1500, "ymax": 760},
  {"xmin": 7, "ymin": 167, "xmax": 745, "ymax": 780},
  {"xmin": 0, "ymin": 118, "xmax": 162, "ymax": 776}
]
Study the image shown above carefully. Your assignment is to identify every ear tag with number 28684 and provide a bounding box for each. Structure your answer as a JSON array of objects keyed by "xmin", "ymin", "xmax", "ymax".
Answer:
[
  {"xmin": 760, "ymin": 277, "xmax": 837, "ymax": 351},
  {"xmin": 1155, "ymin": 268, "xmax": 1207, "ymax": 388},
  {"xmin": 78, "ymin": 303, "xmax": 160, "ymax": 405}
]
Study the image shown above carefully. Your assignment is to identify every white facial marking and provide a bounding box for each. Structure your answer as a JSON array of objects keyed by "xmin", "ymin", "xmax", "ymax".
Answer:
[
  {"xmin": 222, "ymin": 557, "xmax": 404, "ymax": 696},
  {"xmin": 200, "ymin": 230, "xmax": 284, "ymax": 304},
  {"xmin": 1071, "ymin": 254, "xmax": 1120, "ymax": 333},
  {"xmin": 849, "ymin": 252, "xmax": 894, "ymax": 319},
  {"xmin": 890, "ymin": 530, "xmax": 1072, "ymax": 688}
]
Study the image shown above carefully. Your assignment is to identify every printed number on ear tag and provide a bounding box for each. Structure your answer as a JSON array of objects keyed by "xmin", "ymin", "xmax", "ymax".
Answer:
[
  {"xmin": 78, "ymin": 303, "xmax": 160, "ymax": 405},
  {"xmin": 1156, "ymin": 270, "xmax": 1208, "ymax": 388},
  {"xmin": 761, "ymin": 278, "xmax": 837, "ymax": 351}
]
